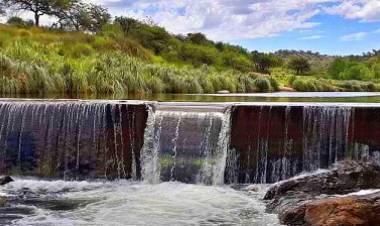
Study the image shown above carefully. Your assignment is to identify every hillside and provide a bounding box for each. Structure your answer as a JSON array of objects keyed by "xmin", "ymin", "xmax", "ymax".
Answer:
[{"xmin": 0, "ymin": 20, "xmax": 380, "ymax": 96}]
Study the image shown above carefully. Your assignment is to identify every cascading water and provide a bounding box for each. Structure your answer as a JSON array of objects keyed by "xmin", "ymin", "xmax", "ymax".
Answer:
[
  {"xmin": 1, "ymin": 100, "xmax": 380, "ymax": 185},
  {"xmin": 0, "ymin": 100, "xmax": 147, "ymax": 180},
  {"xmin": 228, "ymin": 104, "xmax": 380, "ymax": 184},
  {"xmin": 2, "ymin": 100, "xmax": 380, "ymax": 225},
  {"xmin": 141, "ymin": 105, "xmax": 231, "ymax": 185},
  {"xmin": 302, "ymin": 106, "xmax": 352, "ymax": 171}
]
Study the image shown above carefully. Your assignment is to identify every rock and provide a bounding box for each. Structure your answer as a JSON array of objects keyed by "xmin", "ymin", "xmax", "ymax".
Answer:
[
  {"xmin": 243, "ymin": 184, "xmax": 260, "ymax": 192},
  {"xmin": 279, "ymin": 87, "xmax": 295, "ymax": 92},
  {"xmin": 305, "ymin": 192, "xmax": 380, "ymax": 226},
  {"xmin": 0, "ymin": 176, "xmax": 14, "ymax": 185},
  {"xmin": 217, "ymin": 90, "xmax": 230, "ymax": 94},
  {"xmin": 264, "ymin": 161, "xmax": 380, "ymax": 201},
  {"xmin": 264, "ymin": 161, "xmax": 380, "ymax": 226}
]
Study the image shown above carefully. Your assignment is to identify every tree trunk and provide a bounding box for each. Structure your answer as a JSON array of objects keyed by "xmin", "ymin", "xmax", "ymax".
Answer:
[{"xmin": 34, "ymin": 13, "xmax": 40, "ymax": 27}]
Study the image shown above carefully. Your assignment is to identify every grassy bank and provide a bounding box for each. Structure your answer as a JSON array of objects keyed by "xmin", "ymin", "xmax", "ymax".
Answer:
[
  {"xmin": 0, "ymin": 24, "xmax": 379, "ymax": 96},
  {"xmin": 0, "ymin": 25, "xmax": 280, "ymax": 96}
]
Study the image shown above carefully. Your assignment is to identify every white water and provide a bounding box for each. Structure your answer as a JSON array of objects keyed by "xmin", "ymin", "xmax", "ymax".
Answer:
[
  {"xmin": 141, "ymin": 106, "xmax": 232, "ymax": 185},
  {"xmin": 1, "ymin": 179, "xmax": 281, "ymax": 226}
]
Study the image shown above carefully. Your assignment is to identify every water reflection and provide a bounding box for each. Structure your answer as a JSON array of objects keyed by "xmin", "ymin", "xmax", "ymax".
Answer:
[{"xmin": 2, "ymin": 92, "xmax": 380, "ymax": 103}]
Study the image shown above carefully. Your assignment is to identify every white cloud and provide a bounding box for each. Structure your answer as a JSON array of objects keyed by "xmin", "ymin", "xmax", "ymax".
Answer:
[
  {"xmin": 2, "ymin": 0, "xmax": 380, "ymax": 42},
  {"xmin": 300, "ymin": 35, "xmax": 325, "ymax": 40},
  {"xmin": 341, "ymin": 32, "xmax": 367, "ymax": 41},
  {"xmin": 325, "ymin": 0, "xmax": 380, "ymax": 22},
  {"xmin": 94, "ymin": 0, "xmax": 335, "ymax": 41}
]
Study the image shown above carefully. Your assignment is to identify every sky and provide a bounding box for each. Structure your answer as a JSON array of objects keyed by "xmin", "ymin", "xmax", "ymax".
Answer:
[{"xmin": 4, "ymin": 0, "xmax": 380, "ymax": 55}]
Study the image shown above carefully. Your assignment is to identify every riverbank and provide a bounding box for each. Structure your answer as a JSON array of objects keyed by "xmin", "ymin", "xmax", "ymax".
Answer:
[{"xmin": 1, "ymin": 24, "xmax": 380, "ymax": 97}]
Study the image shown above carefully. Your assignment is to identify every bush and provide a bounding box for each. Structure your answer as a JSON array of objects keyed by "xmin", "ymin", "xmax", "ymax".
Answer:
[
  {"xmin": 292, "ymin": 79, "xmax": 316, "ymax": 92},
  {"xmin": 7, "ymin": 17, "xmax": 34, "ymax": 27},
  {"xmin": 288, "ymin": 57, "xmax": 311, "ymax": 75},
  {"xmin": 254, "ymin": 77, "xmax": 272, "ymax": 92}
]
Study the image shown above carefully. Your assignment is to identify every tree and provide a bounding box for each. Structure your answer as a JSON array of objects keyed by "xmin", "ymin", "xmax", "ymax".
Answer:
[
  {"xmin": 55, "ymin": 1, "xmax": 85, "ymax": 31},
  {"xmin": 328, "ymin": 58, "xmax": 347, "ymax": 79},
  {"xmin": 187, "ymin": 33, "xmax": 210, "ymax": 45},
  {"xmin": 84, "ymin": 4, "xmax": 110, "ymax": 33},
  {"xmin": 114, "ymin": 16, "xmax": 140, "ymax": 35},
  {"xmin": 56, "ymin": 3, "xmax": 110, "ymax": 33},
  {"xmin": 288, "ymin": 57, "xmax": 311, "ymax": 75},
  {"xmin": 251, "ymin": 51, "xmax": 282, "ymax": 74},
  {"xmin": 3, "ymin": 0, "xmax": 76, "ymax": 26}
]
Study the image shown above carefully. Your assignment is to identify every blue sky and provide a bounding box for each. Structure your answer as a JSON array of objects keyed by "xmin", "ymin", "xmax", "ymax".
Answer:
[
  {"xmin": 234, "ymin": 14, "xmax": 380, "ymax": 55},
  {"xmin": 6, "ymin": 0, "xmax": 380, "ymax": 55}
]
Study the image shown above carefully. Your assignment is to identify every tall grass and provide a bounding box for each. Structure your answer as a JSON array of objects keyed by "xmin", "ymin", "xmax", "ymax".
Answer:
[
  {"xmin": 0, "ymin": 51, "xmax": 280, "ymax": 95},
  {"xmin": 0, "ymin": 24, "xmax": 281, "ymax": 95}
]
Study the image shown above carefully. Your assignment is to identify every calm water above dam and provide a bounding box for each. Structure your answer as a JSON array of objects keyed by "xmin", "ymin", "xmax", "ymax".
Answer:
[{"xmin": 3, "ymin": 92, "xmax": 380, "ymax": 103}]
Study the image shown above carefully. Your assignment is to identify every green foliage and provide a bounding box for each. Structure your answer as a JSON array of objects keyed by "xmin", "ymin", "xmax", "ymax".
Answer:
[
  {"xmin": 288, "ymin": 57, "xmax": 311, "ymax": 75},
  {"xmin": 254, "ymin": 77, "xmax": 272, "ymax": 92},
  {"xmin": 7, "ymin": 16, "xmax": 34, "ymax": 27},
  {"xmin": 2, "ymin": 23, "xmax": 380, "ymax": 95},
  {"xmin": 186, "ymin": 33, "xmax": 211, "ymax": 45},
  {"xmin": 252, "ymin": 51, "xmax": 283, "ymax": 74},
  {"xmin": 328, "ymin": 58, "xmax": 376, "ymax": 81}
]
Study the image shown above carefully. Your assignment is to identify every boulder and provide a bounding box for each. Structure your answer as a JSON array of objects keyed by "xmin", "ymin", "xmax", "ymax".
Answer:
[
  {"xmin": 306, "ymin": 192, "xmax": 380, "ymax": 226},
  {"xmin": 0, "ymin": 176, "xmax": 14, "ymax": 185},
  {"xmin": 264, "ymin": 161, "xmax": 380, "ymax": 226},
  {"xmin": 265, "ymin": 161, "xmax": 380, "ymax": 201}
]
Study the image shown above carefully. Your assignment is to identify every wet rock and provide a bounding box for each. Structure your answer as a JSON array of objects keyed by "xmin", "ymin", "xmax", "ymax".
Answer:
[
  {"xmin": 264, "ymin": 161, "xmax": 380, "ymax": 226},
  {"xmin": 306, "ymin": 192, "xmax": 380, "ymax": 226},
  {"xmin": 243, "ymin": 185, "xmax": 260, "ymax": 192},
  {"xmin": 264, "ymin": 161, "xmax": 380, "ymax": 201},
  {"xmin": 0, "ymin": 176, "xmax": 13, "ymax": 186}
]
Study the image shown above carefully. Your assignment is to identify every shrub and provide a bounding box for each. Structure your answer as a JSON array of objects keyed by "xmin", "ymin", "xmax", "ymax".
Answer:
[
  {"xmin": 7, "ymin": 16, "xmax": 34, "ymax": 27},
  {"xmin": 288, "ymin": 57, "xmax": 311, "ymax": 75},
  {"xmin": 254, "ymin": 77, "xmax": 272, "ymax": 92}
]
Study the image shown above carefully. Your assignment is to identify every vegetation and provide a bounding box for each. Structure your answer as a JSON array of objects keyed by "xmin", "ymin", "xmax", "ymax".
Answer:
[
  {"xmin": 288, "ymin": 57, "xmax": 311, "ymax": 75},
  {"xmin": 0, "ymin": 0, "xmax": 380, "ymax": 95}
]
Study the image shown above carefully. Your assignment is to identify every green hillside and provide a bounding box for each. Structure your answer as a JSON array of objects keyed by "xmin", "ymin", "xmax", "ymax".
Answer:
[{"xmin": 1, "ymin": 16, "xmax": 380, "ymax": 96}]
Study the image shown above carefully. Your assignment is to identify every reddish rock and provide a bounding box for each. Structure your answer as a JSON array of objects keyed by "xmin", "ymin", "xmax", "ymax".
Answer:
[
  {"xmin": 264, "ymin": 161, "xmax": 380, "ymax": 226},
  {"xmin": 304, "ymin": 193, "xmax": 380, "ymax": 226}
]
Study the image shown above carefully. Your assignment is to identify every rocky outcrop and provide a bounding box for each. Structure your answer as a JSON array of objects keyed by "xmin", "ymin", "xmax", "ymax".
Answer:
[
  {"xmin": 303, "ymin": 192, "xmax": 380, "ymax": 226},
  {"xmin": 265, "ymin": 161, "xmax": 380, "ymax": 200},
  {"xmin": 264, "ymin": 161, "xmax": 380, "ymax": 226},
  {"xmin": 0, "ymin": 176, "xmax": 13, "ymax": 186}
]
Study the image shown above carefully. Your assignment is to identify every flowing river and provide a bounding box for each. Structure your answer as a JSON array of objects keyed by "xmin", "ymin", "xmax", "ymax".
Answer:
[{"xmin": 0, "ymin": 179, "xmax": 280, "ymax": 226}]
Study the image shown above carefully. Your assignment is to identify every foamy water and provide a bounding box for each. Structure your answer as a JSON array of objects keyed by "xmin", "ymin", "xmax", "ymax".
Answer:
[{"xmin": 0, "ymin": 179, "xmax": 281, "ymax": 226}]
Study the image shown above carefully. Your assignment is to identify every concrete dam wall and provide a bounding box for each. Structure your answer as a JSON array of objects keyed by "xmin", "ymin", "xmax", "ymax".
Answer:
[{"xmin": 0, "ymin": 100, "xmax": 379, "ymax": 184}]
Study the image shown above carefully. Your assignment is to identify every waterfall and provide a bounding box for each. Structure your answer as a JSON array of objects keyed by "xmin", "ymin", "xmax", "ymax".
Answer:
[
  {"xmin": 302, "ymin": 106, "xmax": 352, "ymax": 171},
  {"xmin": 140, "ymin": 106, "xmax": 232, "ymax": 185},
  {"xmin": 2, "ymin": 100, "xmax": 380, "ymax": 185},
  {"xmin": 0, "ymin": 100, "xmax": 147, "ymax": 179}
]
